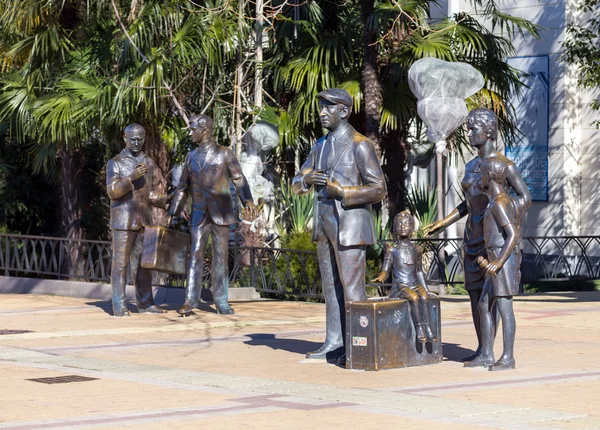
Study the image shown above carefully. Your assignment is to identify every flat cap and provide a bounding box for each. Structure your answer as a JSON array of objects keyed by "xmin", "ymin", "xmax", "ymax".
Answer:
[{"xmin": 317, "ymin": 88, "xmax": 353, "ymax": 110}]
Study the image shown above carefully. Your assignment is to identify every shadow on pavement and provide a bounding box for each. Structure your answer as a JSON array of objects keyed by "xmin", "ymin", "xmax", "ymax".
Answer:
[
  {"xmin": 84, "ymin": 300, "xmax": 215, "ymax": 315},
  {"xmin": 442, "ymin": 342, "xmax": 475, "ymax": 363},
  {"xmin": 84, "ymin": 300, "xmax": 114, "ymax": 316},
  {"xmin": 243, "ymin": 333, "xmax": 322, "ymax": 355}
]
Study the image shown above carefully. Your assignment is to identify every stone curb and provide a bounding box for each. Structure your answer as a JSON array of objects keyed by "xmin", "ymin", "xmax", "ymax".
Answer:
[{"xmin": 0, "ymin": 275, "xmax": 261, "ymax": 303}]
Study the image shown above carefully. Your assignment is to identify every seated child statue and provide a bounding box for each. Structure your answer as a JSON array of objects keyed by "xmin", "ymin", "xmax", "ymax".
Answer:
[{"xmin": 372, "ymin": 210, "xmax": 437, "ymax": 343}]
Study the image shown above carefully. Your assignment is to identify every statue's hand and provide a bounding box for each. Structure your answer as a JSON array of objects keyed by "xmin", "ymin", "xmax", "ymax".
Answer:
[
  {"xmin": 303, "ymin": 170, "xmax": 328, "ymax": 186},
  {"xmin": 422, "ymin": 220, "xmax": 445, "ymax": 237},
  {"xmin": 326, "ymin": 178, "xmax": 344, "ymax": 199},
  {"xmin": 130, "ymin": 164, "xmax": 149, "ymax": 181},
  {"xmin": 244, "ymin": 200, "xmax": 257, "ymax": 219},
  {"xmin": 484, "ymin": 260, "xmax": 501, "ymax": 277},
  {"xmin": 180, "ymin": 210, "xmax": 189, "ymax": 222},
  {"xmin": 371, "ymin": 274, "xmax": 387, "ymax": 283}
]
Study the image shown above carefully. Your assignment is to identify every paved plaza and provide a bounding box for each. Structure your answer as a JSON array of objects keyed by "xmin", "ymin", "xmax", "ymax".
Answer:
[{"xmin": 0, "ymin": 291, "xmax": 599, "ymax": 429}]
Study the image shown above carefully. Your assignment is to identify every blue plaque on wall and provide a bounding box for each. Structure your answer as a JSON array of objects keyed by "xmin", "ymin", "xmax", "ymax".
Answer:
[{"xmin": 506, "ymin": 56, "xmax": 549, "ymax": 201}]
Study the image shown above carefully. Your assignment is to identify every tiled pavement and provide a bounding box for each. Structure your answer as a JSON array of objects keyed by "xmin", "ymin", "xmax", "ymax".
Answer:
[{"xmin": 0, "ymin": 292, "xmax": 599, "ymax": 429}]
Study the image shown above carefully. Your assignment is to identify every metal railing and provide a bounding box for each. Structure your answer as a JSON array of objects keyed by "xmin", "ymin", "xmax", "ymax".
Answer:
[{"xmin": 2, "ymin": 233, "xmax": 600, "ymax": 300}]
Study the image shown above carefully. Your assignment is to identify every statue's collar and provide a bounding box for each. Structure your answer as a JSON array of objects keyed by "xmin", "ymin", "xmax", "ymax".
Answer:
[
  {"xmin": 327, "ymin": 123, "xmax": 352, "ymax": 142},
  {"xmin": 122, "ymin": 148, "xmax": 146, "ymax": 163},
  {"xmin": 195, "ymin": 140, "xmax": 216, "ymax": 153}
]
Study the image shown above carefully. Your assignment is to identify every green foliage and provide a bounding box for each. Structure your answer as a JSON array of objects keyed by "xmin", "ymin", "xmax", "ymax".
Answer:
[
  {"xmin": 273, "ymin": 230, "xmax": 319, "ymax": 297},
  {"xmin": 0, "ymin": 140, "xmax": 58, "ymax": 234},
  {"xmin": 406, "ymin": 184, "xmax": 437, "ymax": 238},
  {"xmin": 449, "ymin": 283, "xmax": 468, "ymax": 295},
  {"xmin": 367, "ymin": 209, "xmax": 390, "ymax": 261},
  {"xmin": 0, "ymin": 0, "xmax": 243, "ymax": 162},
  {"xmin": 561, "ymin": 0, "xmax": 600, "ymax": 128},
  {"xmin": 524, "ymin": 279, "xmax": 600, "ymax": 293},
  {"xmin": 280, "ymin": 230, "xmax": 317, "ymax": 251},
  {"xmin": 274, "ymin": 180, "xmax": 313, "ymax": 236},
  {"xmin": 0, "ymin": 0, "xmax": 542, "ymax": 240}
]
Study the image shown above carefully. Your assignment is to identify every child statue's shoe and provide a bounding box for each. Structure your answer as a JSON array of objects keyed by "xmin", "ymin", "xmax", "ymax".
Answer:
[{"xmin": 416, "ymin": 324, "xmax": 427, "ymax": 343}]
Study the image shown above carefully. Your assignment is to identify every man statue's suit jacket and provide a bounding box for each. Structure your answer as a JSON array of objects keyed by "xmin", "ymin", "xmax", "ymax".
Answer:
[
  {"xmin": 292, "ymin": 125, "xmax": 386, "ymax": 247},
  {"xmin": 107, "ymin": 149, "xmax": 167, "ymax": 231},
  {"xmin": 169, "ymin": 143, "xmax": 253, "ymax": 226}
]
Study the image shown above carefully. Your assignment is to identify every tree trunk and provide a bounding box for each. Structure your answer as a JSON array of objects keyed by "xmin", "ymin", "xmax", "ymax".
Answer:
[
  {"xmin": 141, "ymin": 121, "xmax": 169, "ymax": 225},
  {"xmin": 233, "ymin": 0, "xmax": 246, "ymax": 157},
  {"xmin": 381, "ymin": 131, "xmax": 408, "ymax": 220},
  {"xmin": 360, "ymin": 0, "xmax": 383, "ymax": 159},
  {"xmin": 254, "ymin": 0, "xmax": 264, "ymax": 111},
  {"xmin": 60, "ymin": 148, "xmax": 84, "ymax": 277}
]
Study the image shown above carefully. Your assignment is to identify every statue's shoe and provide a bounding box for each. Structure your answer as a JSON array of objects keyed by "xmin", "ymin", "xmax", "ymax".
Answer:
[
  {"xmin": 305, "ymin": 343, "xmax": 344, "ymax": 360},
  {"xmin": 177, "ymin": 301, "xmax": 199, "ymax": 315},
  {"xmin": 138, "ymin": 305, "xmax": 167, "ymax": 314},
  {"xmin": 416, "ymin": 324, "xmax": 427, "ymax": 343},
  {"xmin": 216, "ymin": 305, "xmax": 235, "ymax": 315},
  {"xmin": 335, "ymin": 353, "xmax": 346, "ymax": 367},
  {"xmin": 462, "ymin": 348, "xmax": 482, "ymax": 363},
  {"xmin": 489, "ymin": 358, "xmax": 515, "ymax": 371},
  {"xmin": 425, "ymin": 325, "xmax": 437, "ymax": 343},
  {"xmin": 464, "ymin": 355, "xmax": 494, "ymax": 368},
  {"xmin": 113, "ymin": 306, "xmax": 131, "ymax": 317}
]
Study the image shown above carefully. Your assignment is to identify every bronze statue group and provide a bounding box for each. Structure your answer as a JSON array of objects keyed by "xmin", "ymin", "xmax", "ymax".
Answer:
[{"xmin": 107, "ymin": 89, "xmax": 528, "ymax": 371}]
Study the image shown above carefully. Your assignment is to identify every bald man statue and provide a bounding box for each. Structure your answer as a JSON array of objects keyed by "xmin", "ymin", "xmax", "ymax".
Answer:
[{"xmin": 106, "ymin": 123, "xmax": 170, "ymax": 317}]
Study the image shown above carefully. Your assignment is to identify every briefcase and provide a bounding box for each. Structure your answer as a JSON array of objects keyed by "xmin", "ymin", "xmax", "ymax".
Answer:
[
  {"xmin": 345, "ymin": 296, "xmax": 442, "ymax": 371},
  {"xmin": 141, "ymin": 226, "xmax": 190, "ymax": 275}
]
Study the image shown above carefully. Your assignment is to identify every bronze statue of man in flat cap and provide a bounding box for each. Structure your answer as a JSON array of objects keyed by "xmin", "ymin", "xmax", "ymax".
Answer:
[
  {"xmin": 167, "ymin": 114, "xmax": 255, "ymax": 315},
  {"xmin": 106, "ymin": 123, "xmax": 169, "ymax": 317},
  {"xmin": 292, "ymin": 88, "xmax": 387, "ymax": 364}
]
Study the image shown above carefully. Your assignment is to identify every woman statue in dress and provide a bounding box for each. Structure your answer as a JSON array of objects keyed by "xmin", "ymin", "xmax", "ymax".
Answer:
[{"xmin": 423, "ymin": 108, "xmax": 531, "ymax": 362}]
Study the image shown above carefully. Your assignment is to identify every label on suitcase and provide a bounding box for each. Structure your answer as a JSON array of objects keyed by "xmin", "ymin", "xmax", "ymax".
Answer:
[{"xmin": 140, "ymin": 226, "xmax": 190, "ymax": 275}]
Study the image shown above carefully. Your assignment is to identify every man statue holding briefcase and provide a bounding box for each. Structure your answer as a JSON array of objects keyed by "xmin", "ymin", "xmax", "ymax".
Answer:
[
  {"xmin": 106, "ymin": 123, "xmax": 170, "ymax": 317},
  {"xmin": 167, "ymin": 114, "xmax": 255, "ymax": 315}
]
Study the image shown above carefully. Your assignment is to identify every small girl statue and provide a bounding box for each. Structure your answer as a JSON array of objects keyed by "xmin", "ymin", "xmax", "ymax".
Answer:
[
  {"xmin": 372, "ymin": 210, "xmax": 437, "ymax": 343},
  {"xmin": 467, "ymin": 157, "xmax": 521, "ymax": 371}
]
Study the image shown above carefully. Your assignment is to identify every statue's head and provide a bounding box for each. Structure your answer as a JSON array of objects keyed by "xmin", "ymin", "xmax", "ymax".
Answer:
[
  {"xmin": 466, "ymin": 108, "xmax": 497, "ymax": 149},
  {"xmin": 317, "ymin": 88, "xmax": 352, "ymax": 131},
  {"xmin": 124, "ymin": 123, "xmax": 145, "ymax": 156},
  {"xmin": 189, "ymin": 114, "xmax": 213, "ymax": 145},
  {"xmin": 393, "ymin": 210, "xmax": 416, "ymax": 239},
  {"xmin": 480, "ymin": 157, "xmax": 508, "ymax": 193}
]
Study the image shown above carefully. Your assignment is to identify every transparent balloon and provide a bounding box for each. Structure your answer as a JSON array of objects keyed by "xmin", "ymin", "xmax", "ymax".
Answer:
[{"xmin": 409, "ymin": 58, "xmax": 485, "ymax": 151}]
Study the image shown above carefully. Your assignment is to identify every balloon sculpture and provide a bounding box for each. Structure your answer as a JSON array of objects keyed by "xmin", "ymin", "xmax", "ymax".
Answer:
[{"xmin": 408, "ymin": 58, "xmax": 485, "ymax": 153}]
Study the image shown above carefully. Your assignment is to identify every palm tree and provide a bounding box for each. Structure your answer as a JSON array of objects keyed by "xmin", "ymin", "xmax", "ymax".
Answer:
[
  {"xmin": 261, "ymin": 0, "xmax": 539, "ymax": 218},
  {"xmin": 0, "ymin": 0, "xmax": 541, "ymax": 243},
  {"xmin": 0, "ymin": 0, "xmax": 245, "ymax": 235},
  {"xmin": 0, "ymin": 0, "xmax": 94, "ymax": 243}
]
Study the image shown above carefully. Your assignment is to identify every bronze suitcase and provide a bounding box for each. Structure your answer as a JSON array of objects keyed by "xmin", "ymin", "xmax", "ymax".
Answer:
[
  {"xmin": 346, "ymin": 296, "xmax": 442, "ymax": 371},
  {"xmin": 141, "ymin": 226, "xmax": 190, "ymax": 275}
]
